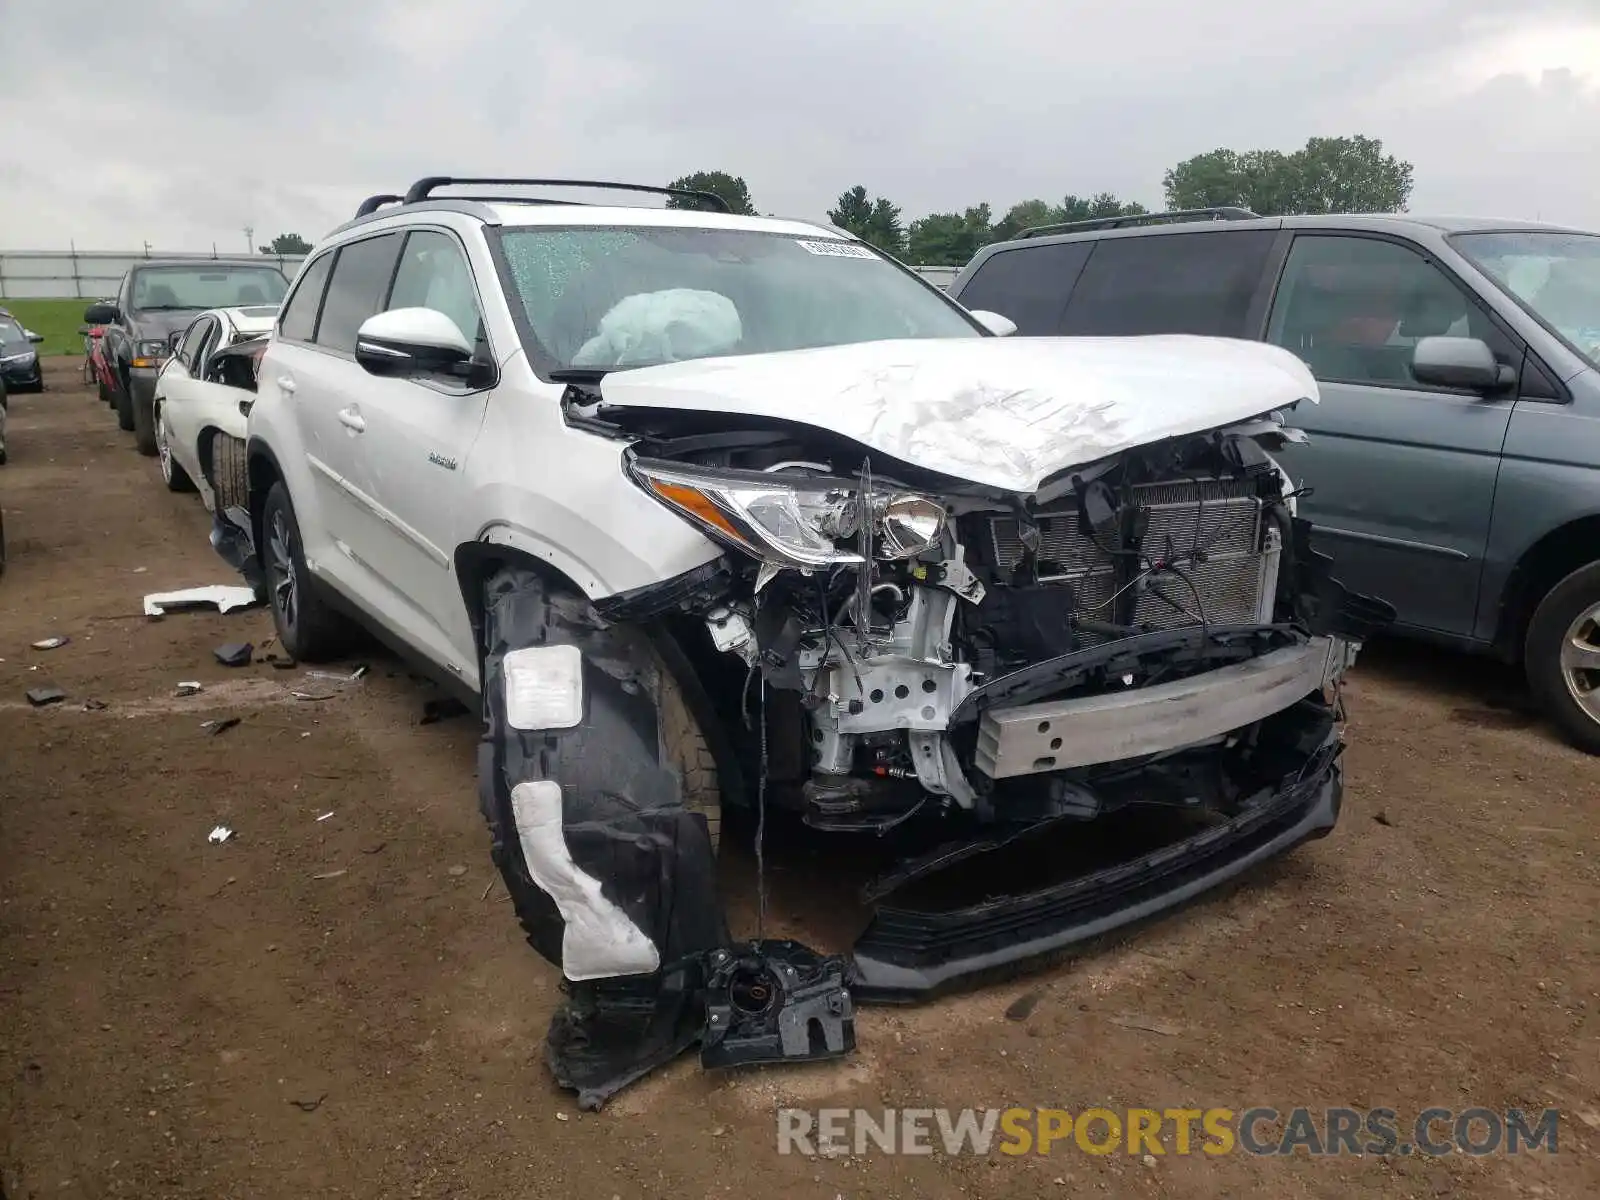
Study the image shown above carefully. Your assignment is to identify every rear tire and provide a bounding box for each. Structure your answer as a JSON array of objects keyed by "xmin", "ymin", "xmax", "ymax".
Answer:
[
  {"xmin": 260, "ymin": 481, "xmax": 357, "ymax": 663},
  {"xmin": 1525, "ymin": 561, "xmax": 1600, "ymax": 756},
  {"xmin": 210, "ymin": 431, "xmax": 249, "ymax": 512},
  {"xmin": 155, "ymin": 401, "xmax": 196, "ymax": 493}
]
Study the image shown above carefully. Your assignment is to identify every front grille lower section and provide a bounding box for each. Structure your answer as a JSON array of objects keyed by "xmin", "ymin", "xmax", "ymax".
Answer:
[{"xmin": 986, "ymin": 476, "xmax": 1270, "ymax": 630}]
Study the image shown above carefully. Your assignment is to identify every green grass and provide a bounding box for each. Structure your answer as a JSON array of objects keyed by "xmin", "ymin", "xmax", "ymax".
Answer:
[{"xmin": 1, "ymin": 298, "xmax": 96, "ymax": 357}]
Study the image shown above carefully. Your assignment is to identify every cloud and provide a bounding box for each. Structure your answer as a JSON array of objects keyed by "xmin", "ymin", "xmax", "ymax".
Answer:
[{"xmin": 0, "ymin": 0, "xmax": 1596, "ymax": 252}]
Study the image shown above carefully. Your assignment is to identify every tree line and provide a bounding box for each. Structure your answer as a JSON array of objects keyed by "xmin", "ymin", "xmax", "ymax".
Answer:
[{"xmin": 668, "ymin": 134, "xmax": 1413, "ymax": 266}]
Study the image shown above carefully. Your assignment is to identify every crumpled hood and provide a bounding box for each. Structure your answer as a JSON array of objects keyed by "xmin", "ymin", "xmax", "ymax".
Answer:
[{"xmin": 598, "ymin": 335, "xmax": 1319, "ymax": 492}]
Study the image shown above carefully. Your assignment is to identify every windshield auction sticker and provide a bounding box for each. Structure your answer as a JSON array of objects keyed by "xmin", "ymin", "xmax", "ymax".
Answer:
[{"xmin": 794, "ymin": 239, "xmax": 878, "ymax": 259}]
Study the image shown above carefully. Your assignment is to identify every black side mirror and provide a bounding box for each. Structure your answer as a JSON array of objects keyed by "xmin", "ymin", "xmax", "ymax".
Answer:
[
  {"xmin": 168, "ymin": 330, "xmax": 186, "ymax": 352},
  {"xmin": 26, "ymin": 332, "xmax": 43, "ymax": 344},
  {"xmin": 84, "ymin": 302, "xmax": 119, "ymax": 325},
  {"xmin": 1411, "ymin": 336, "xmax": 1515, "ymax": 393}
]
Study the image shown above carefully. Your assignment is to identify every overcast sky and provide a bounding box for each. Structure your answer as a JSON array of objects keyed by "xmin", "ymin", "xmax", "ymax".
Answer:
[{"xmin": 1, "ymin": 0, "xmax": 1596, "ymax": 251}]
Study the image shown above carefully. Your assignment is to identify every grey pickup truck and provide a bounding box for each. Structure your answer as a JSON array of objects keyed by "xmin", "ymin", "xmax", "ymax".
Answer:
[
  {"xmin": 85, "ymin": 259, "xmax": 289, "ymax": 456},
  {"xmin": 950, "ymin": 210, "xmax": 1600, "ymax": 752}
]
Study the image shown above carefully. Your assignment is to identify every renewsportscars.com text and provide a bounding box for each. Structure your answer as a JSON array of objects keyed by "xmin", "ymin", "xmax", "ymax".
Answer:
[{"xmin": 777, "ymin": 1106, "xmax": 1561, "ymax": 1158}]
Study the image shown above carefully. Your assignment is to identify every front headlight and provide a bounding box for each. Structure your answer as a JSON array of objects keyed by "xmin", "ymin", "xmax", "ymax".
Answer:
[
  {"xmin": 132, "ymin": 339, "xmax": 170, "ymax": 369},
  {"xmin": 0, "ymin": 350, "xmax": 35, "ymax": 365},
  {"xmin": 630, "ymin": 459, "xmax": 946, "ymax": 568}
]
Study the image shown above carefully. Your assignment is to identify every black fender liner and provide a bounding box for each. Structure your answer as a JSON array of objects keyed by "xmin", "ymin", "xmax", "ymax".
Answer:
[
  {"xmin": 477, "ymin": 561, "xmax": 727, "ymax": 971},
  {"xmin": 476, "ymin": 562, "xmax": 727, "ymax": 1109}
]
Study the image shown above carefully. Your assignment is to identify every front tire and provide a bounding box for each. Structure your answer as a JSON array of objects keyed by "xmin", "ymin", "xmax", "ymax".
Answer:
[
  {"xmin": 115, "ymin": 373, "xmax": 135, "ymax": 431},
  {"xmin": 155, "ymin": 401, "xmax": 195, "ymax": 493},
  {"xmin": 261, "ymin": 481, "xmax": 357, "ymax": 663},
  {"xmin": 1525, "ymin": 561, "xmax": 1600, "ymax": 755},
  {"xmin": 132, "ymin": 388, "xmax": 158, "ymax": 456}
]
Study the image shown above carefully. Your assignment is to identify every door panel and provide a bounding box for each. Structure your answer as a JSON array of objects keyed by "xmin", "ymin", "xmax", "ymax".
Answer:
[
  {"xmin": 289, "ymin": 233, "xmax": 404, "ymax": 578},
  {"xmin": 345, "ymin": 375, "xmax": 489, "ymax": 675},
  {"xmin": 337, "ymin": 228, "xmax": 494, "ymax": 675},
  {"xmin": 1267, "ymin": 233, "xmax": 1518, "ymax": 637}
]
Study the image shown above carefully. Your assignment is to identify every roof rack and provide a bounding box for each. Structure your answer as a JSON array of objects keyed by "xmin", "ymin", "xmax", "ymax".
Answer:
[
  {"xmin": 399, "ymin": 176, "xmax": 732, "ymax": 213},
  {"xmin": 1015, "ymin": 206, "xmax": 1261, "ymax": 239},
  {"xmin": 354, "ymin": 194, "xmax": 404, "ymax": 218}
]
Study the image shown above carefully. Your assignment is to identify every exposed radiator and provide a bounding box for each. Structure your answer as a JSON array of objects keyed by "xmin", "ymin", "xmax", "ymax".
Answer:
[{"xmin": 987, "ymin": 477, "xmax": 1275, "ymax": 630}]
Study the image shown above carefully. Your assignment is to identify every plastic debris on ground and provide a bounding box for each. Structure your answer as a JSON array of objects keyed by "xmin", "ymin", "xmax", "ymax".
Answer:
[
  {"xmin": 30, "ymin": 636, "xmax": 69, "ymax": 650},
  {"xmin": 143, "ymin": 585, "xmax": 260, "ymax": 617},
  {"xmin": 207, "ymin": 826, "xmax": 235, "ymax": 844},
  {"xmin": 174, "ymin": 682, "xmax": 203, "ymax": 697},
  {"xmin": 315, "ymin": 811, "xmax": 334, "ymax": 822},
  {"xmin": 214, "ymin": 642, "xmax": 253, "ymax": 667},
  {"xmin": 202, "ymin": 717, "xmax": 242, "ymax": 736},
  {"xmin": 305, "ymin": 664, "xmax": 368, "ymax": 684},
  {"xmin": 81, "ymin": 698, "xmax": 107, "ymax": 712},
  {"xmin": 25, "ymin": 686, "xmax": 67, "ymax": 707}
]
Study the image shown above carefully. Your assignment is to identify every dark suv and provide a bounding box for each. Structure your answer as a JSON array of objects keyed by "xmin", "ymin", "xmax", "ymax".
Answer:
[
  {"xmin": 85, "ymin": 260, "xmax": 289, "ymax": 455},
  {"xmin": 950, "ymin": 208, "xmax": 1600, "ymax": 752}
]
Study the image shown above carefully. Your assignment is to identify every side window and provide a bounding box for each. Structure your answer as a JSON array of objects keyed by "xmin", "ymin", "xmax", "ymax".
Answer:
[
  {"xmin": 1060, "ymin": 229, "xmax": 1278, "ymax": 338},
  {"xmin": 956, "ymin": 242, "xmax": 1092, "ymax": 335},
  {"xmin": 193, "ymin": 319, "xmax": 224, "ymax": 376},
  {"xmin": 1267, "ymin": 235, "xmax": 1515, "ymax": 390},
  {"xmin": 386, "ymin": 230, "xmax": 487, "ymax": 352},
  {"xmin": 315, "ymin": 234, "xmax": 404, "ymax": 353},
  {"xmin": 176, "ymin": 316, "xmax": 211, "ymax": 369},
  {"xmin": 279, "ymin": 252, "xmax": 334, "ymax": 343}
]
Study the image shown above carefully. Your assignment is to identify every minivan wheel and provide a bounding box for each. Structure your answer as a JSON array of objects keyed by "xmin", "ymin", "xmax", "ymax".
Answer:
[
  {"xmin": 261, "ymin": 481, "xmax": 356, "ymax": 663},
  {"xmin": 1525, "ymin": 561, "xmax": 1600, "ymax": 755}
]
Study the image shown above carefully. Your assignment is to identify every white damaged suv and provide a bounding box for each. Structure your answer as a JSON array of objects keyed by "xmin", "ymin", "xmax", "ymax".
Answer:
[{"xmin": 228, "ymin": 176, "xmax": 1390, "ymax": 1108}]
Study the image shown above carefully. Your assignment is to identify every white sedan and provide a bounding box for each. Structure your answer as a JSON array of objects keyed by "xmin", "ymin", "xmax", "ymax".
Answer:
[{"xmin": 154, "ymin": 306, "xmax": 277, "ymax": 512}]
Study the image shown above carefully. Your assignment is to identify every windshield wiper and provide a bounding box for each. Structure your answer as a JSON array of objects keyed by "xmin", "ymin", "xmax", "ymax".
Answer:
[
  {"xmin": 548, "ymin": 368, "xmax": 610, "ymax": 385},
  {"xmin": 135, "ymin": 305, "xmax": 201, "ymax": 312}
]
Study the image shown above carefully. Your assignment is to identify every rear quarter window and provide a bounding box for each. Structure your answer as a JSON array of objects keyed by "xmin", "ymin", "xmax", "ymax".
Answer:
[
  {"xmin": 1060, "ymin": 229, "xmax": 1278, "ymax": 338},
  {"xmin": 955, "ymin": 242, "xmax": 1092, "ymax": 335}
]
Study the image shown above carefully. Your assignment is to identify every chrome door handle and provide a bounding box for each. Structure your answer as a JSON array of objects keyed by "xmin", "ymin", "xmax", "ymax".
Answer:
[
  {"xmin": 277, "ymin": 376, "xmax": 297, "ymax": 394},
  {"xmin": 338, "ymin": 407, "xmax": 366, "ymax": 433}
]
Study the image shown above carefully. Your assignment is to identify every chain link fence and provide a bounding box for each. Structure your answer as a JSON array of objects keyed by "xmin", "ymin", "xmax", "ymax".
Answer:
[
  {"xmin": 0, "ymin": 250, "xmax": 956, "ymax": 300},
  {"xmin": 0, "ymin": 250, "xmax": 307, "ymax": 300}
]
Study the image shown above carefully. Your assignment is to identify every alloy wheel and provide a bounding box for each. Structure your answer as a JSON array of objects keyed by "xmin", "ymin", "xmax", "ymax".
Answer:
[
  {"xmin": 1559, "ymin": 600, "xmax": 1600, "ymax": 726},
  {"xmin": 267, "ymin": 508, "xmax": 299, "ymax": 636},
  {"xmin": 155, "ymin": 403, "xmax": 173, "ymax": 483}
]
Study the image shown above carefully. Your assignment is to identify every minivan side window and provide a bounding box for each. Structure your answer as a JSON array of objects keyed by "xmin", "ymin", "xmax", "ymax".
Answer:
[
  {"xmin": 1059, "ymin": 229, "xmax": 1277, "ymax": 338},
  {"xmin": 1267, "ymin": 234, "xmax": 1515, "ymax": 391},
  {"xmin": 278, "ymin": 252, "xmax": 334, "ymax": 343},
  {"xmin": 314, "ymin": 234, "xmax": 404, "ymax": 354},
  {"xmin": 956, "ymin": 242, "xmax": 1092, "ymax": 335}
]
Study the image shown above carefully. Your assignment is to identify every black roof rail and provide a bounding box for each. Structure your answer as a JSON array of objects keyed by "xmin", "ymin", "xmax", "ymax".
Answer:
[
  {"xmin": 1015, "ymin": 206, "xmax": 1261, "ymax": 239},
  {"xmin": 354, "ymin": 194, "xmax": 404, "ymax": 218},
  {"xmin": 400, "ymin": 176, "xmax": 732, "ymax": 213}
]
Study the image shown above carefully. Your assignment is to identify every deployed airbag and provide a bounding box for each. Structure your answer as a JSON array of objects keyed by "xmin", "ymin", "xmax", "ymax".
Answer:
[{"xmin": 571, "ymin": 289, "xmax": 741, "ymax": 369}]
